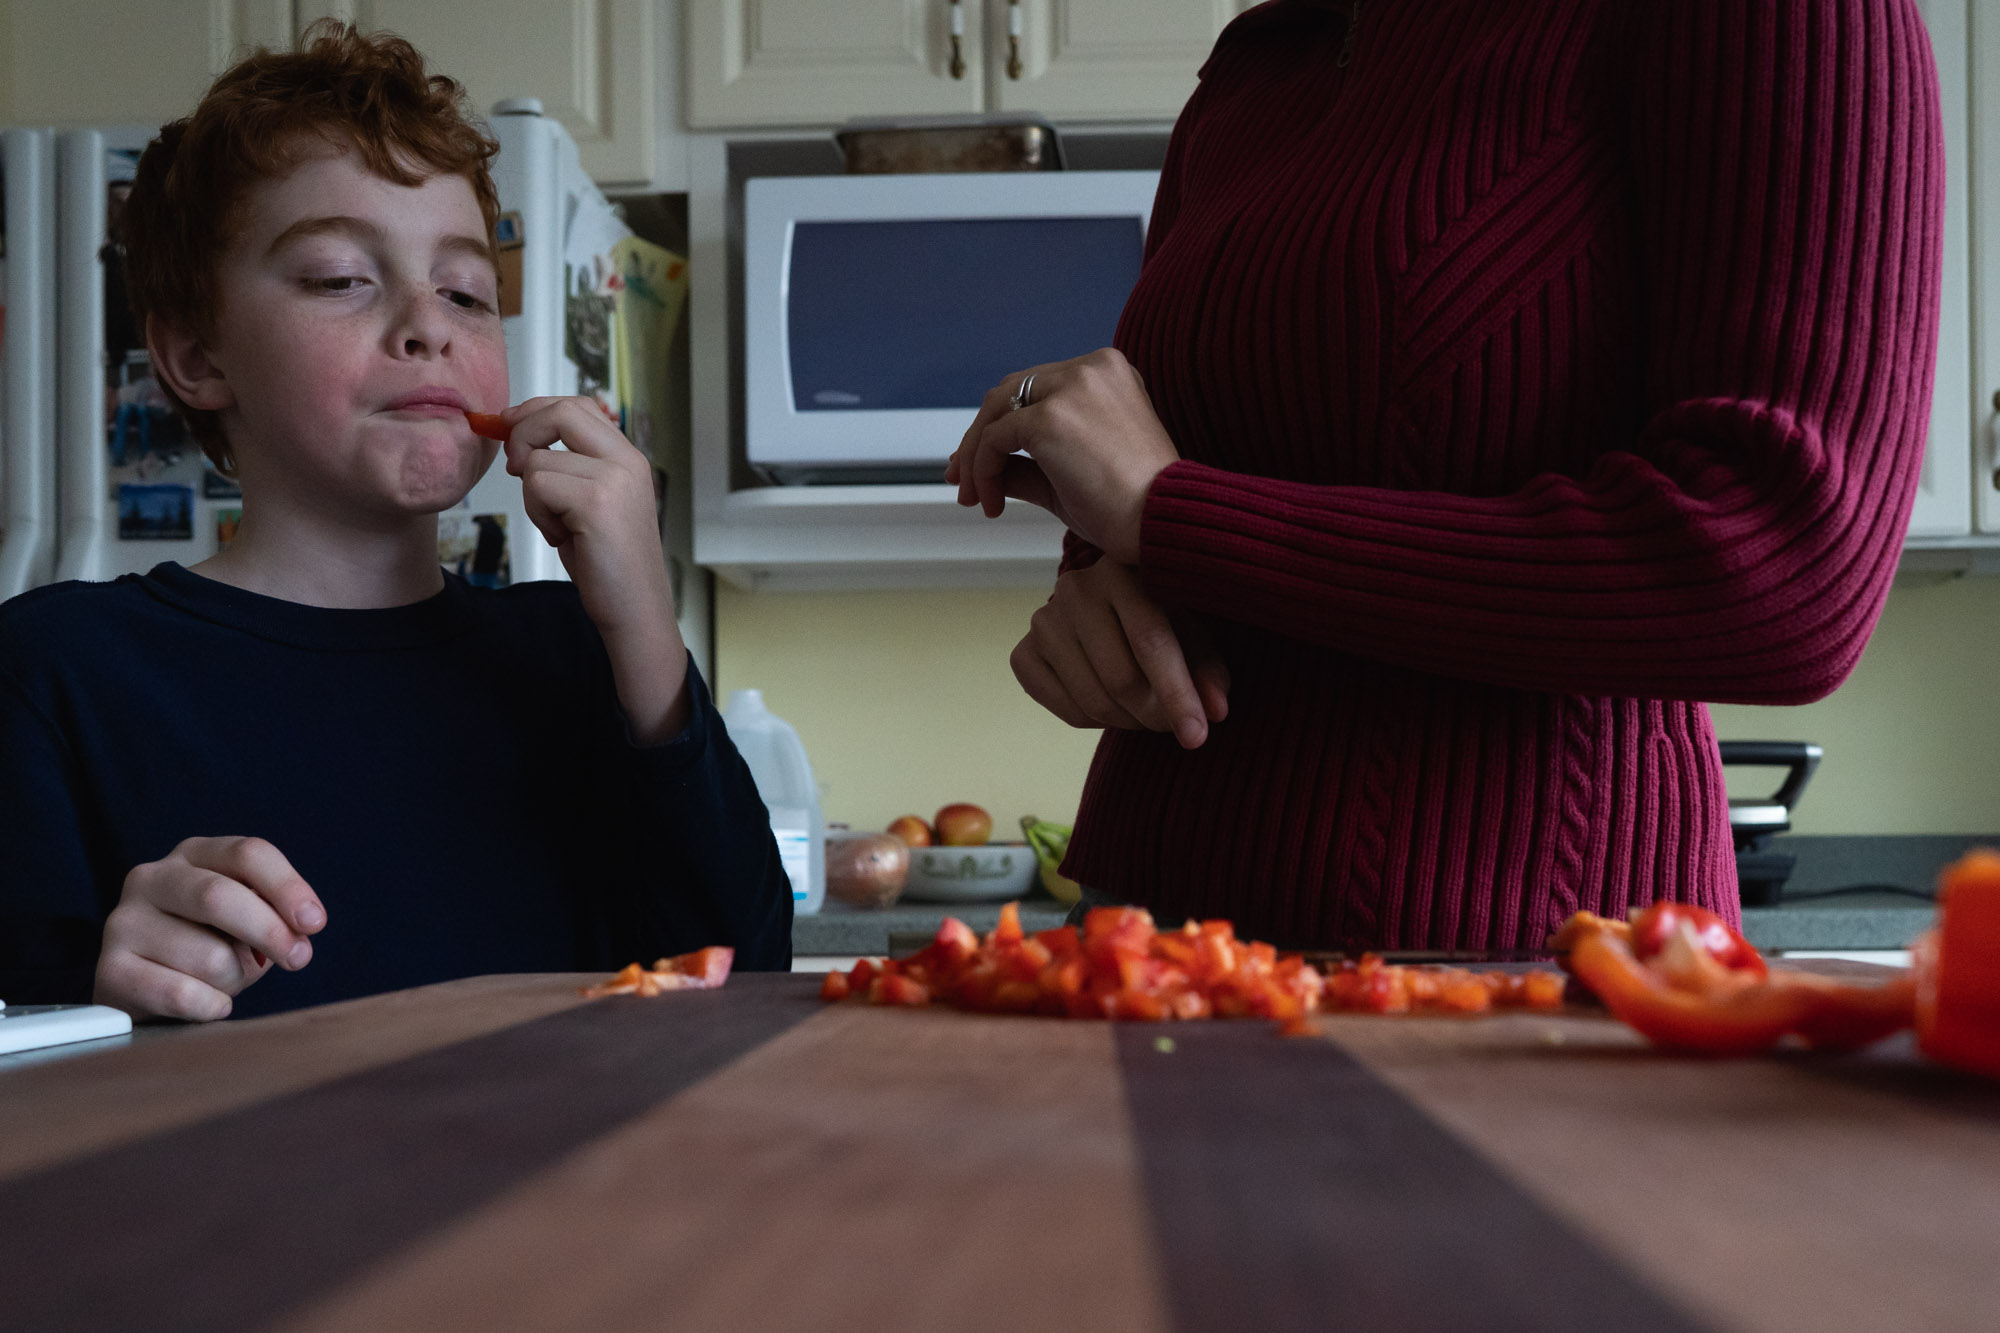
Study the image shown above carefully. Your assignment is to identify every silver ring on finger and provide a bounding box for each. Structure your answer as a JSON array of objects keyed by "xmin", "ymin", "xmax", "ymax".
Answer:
[{"xmin": 1010, "ymin": 373, "xmax": 1037, "ymax": 412}]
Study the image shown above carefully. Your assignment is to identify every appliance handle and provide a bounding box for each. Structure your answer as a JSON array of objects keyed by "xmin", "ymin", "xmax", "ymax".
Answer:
[
  {"xmin": 0, "ymin": 128, "xmax": 58, "ymax": 599},
  {"xmin": 1716, "ymin": 740, "xmax": 1822, "ymax": 812},
  {"xmin": 55, "ymin": 130, "xmax": 110, "ymax": 584}
]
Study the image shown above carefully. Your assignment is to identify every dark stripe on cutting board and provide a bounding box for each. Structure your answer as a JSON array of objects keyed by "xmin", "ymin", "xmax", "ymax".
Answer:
[
  {"xmin": 0, "ymin": 974, "xmax": 815, "ymax": 1333},
  {"xmin": 1114, "ymin": 1024, "xmax": 1714, "ymax": 1333}
]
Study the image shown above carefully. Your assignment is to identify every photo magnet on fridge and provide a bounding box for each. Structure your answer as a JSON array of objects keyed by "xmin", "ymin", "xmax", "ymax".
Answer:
[
  {"xmin": 117, "ymin": 484, "xmax": 194, "ymax": 540},
  {"xmin": 496, "ymin": 210, "xmax": 524, "ymax": 318}
]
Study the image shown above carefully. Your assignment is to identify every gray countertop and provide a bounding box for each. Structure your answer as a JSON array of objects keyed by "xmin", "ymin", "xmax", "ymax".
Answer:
[
  {"xmin": 795, "ymin": 877, "xmax": 1943, "ymax": 957},
  {"xmin": 795, "ymin": 895, "xmax": 1074, "ymax": 956},
  {"xmin": 1740, "ymin": 891, "xmax": 1935, "ymax": 951}
]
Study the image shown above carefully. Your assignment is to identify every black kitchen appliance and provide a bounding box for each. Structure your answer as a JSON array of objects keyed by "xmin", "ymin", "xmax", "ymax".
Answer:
[{"xmin": 1719, "ymin": 740, "xmax": 1821, "ymax": 905}]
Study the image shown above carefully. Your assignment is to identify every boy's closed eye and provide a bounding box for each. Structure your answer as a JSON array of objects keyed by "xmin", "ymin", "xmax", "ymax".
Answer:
[{"xmin": 440, "ymin": 283, "xmax": 495, "ymax": 312}]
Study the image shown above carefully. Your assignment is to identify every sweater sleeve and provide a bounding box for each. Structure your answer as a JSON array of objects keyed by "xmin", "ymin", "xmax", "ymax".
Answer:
[
  {"xmin": 0, "ymin": 675, "xmax": 105, "ymax": 1004},
  {"xmin": 591, "ymin": 658, "xmax": 793, "ymax": 972},
  {"xmin": 1058, "ymin": 90, "xmax": 1197, "ymax": 583},
  {"xmin": 1137, "ymin": 0, "xmax": 1944, "ymax": 706}
]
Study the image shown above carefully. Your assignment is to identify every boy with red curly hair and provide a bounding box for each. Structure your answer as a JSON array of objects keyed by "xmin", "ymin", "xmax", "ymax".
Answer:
[{"xmin": 0, "ymin": 23, "xmax": 792, "ymax": 1018}]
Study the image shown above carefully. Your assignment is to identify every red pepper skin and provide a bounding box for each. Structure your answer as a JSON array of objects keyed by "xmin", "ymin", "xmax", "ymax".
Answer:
[
  {"xmin": 1569, "ymin": 931, "xmax": 1808, "ymax": 1054},
  {"xmin": 1628, "ymin": 902, "xmax": 1768, "ymax": 978},
  {"xmin": 464, "ymin": 409, "xmax": 509, "ymax": 440},
  {"xmin": 1568, "ymin": 927, "xmax": 1913, "ymax": 1056},
  {"xmin": 1780, "ymin": 971, "xmax": 1920, "ymax": 1051}
]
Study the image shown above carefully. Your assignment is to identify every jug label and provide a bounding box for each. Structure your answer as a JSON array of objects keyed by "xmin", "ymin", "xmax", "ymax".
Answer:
[{"xmin": 774, "ymin": 826, "xmax": 811, "ymax": 902}]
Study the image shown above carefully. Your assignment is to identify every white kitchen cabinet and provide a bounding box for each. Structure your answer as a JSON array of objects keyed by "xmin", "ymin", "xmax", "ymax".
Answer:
[
  {"xmin": 685, "ymin": 0, "xmax": 982, "ymax": 128},
  {"xmin": 1901, "ymin": 0, "xmax": 1976, "ymax": 544},
  {"xmin": 297, "ymin": 0, "xmax": 657, "ymax": 186},
  {"xmin": 684, "ymin": 0, "xmax": 1253, "ymax": 129},
  {"xmin": 0, "ymin": 1, "xmax": 665, "ymax": 189},
  {"xmin": 0, "ymin": 0, "xmax": 294, "ymax": 128},
  {"xmin": 1965, "ymin": 0, "xmax": 2000, "ymax": 543},
  {"xmin": 985, "ymin": 0, "xmax": 1247, "ymax": 122}
]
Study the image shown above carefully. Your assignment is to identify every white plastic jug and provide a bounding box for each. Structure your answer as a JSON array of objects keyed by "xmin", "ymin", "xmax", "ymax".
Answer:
[{"xmin": 721, "ymin": 689, "xmax": 825, "ymax": 915}]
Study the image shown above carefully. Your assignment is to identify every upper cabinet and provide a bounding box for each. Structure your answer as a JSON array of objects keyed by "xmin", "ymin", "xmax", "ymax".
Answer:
[
  {"xmin": 0, "ymin": 1, "xmax": 659, "ymax": 187},
  {"xmin": 297, "ymin": 0, "xmax": 658, "ymax": 186},
  {"xmin": 1903, "ymin": 0, "xmax": 1976, "ymax": 544},
  {"xmin": 1966, "ymin": 0, "xmax": 2000, "ymax": 545},
  {"xmin": 1895, "ymin": 0, "xmax": 2000, "ymax": 567},
  {"xmin": 687, "ymin": 0, "xmax": 982, "ymax": 126},
  {"xmin": 0, "ymin": 0, "xmax": 294, "ymax": 128},
  {"xmin": 684, "ymin": 0, "xmax": 1254, "ymax": 129},
  {"xmin": 984, "ymin": 0, "xmax": 1244, "ymax": 121}
]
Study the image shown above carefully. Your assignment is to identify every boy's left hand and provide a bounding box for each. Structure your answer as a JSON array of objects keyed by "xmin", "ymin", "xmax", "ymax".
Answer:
[{"xmin": 494, "ymin": 396, "xmax": 674, "ymax": 639}]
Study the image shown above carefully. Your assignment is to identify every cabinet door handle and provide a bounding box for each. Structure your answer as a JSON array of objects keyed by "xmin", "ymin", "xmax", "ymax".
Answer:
[
  {"xmin": 1006, "ymin": 0, "xmax": 1024, "ymax": 79},
  {"xmin": 948, "ymin": 0, "xmax": 966, "ymax": 79},
  {"xmin": 1990, "ymin": 389, "xmax": 2000, "ymax": 490}
]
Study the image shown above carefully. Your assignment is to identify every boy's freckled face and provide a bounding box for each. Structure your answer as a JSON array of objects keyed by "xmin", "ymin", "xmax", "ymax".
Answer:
[{"xmin": 204, "ymin": 147, "xmax": 508, "ymax": 517}]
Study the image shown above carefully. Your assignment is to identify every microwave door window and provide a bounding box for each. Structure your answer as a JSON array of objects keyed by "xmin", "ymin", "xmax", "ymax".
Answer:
[{"xmin": 786, "ymin": 217, "xmax": 1145, "ymax": 412}]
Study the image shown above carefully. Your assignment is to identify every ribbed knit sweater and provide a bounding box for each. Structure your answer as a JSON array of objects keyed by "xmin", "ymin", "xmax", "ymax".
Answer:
[{"xmin": 1061, "ymin": 0, "xmax": 1943, "ymax": 950}]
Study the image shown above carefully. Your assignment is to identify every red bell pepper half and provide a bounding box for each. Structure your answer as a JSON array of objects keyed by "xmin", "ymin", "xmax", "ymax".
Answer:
[
  {"xmin": 1916, "ymin": 850, "xmax": 2000, "ymax": 1078},
  {"xmin": 1564, "ymin": 916, "xmax": 1913, "ymax": 1056}
]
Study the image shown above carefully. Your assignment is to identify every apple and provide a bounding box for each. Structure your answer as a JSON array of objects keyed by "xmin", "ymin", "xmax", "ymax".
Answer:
[
  {"xmin": 886, "ymin": 814, "xmax": 933, "ymax": 847},
  {"xmin": 933, "ymin": 803, "xmax": 993, "ymax": 847}
]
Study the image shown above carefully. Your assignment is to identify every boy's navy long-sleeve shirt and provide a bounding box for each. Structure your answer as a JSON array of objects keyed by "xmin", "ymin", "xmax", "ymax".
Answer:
[{"xmin": 0, "ymin": 563, "xmax": 792, "ymax": 1016}]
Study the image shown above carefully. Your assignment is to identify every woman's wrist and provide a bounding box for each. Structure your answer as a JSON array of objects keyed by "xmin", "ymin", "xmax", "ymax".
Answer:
[{"xmin": 1108, "ymin": 456, "xmax": 1177, "ymax": 566}]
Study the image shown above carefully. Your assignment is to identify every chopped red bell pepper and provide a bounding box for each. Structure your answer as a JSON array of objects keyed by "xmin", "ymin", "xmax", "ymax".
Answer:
[
  {"xmin": 869, "ymin": 973, "xmax": 930, "ymax": 1007},
  {"xmin": 581, "ymin": 945, "xmax": 734, "ymax": 997},
  {"xmin": 463, "ymin": 409, "xmax": 509, "ymax": 440},
  {"xmin": 987, "ymin": 900, "xmax": 1025, "ymax": 948},
  {"xmin": 817, "ymin": 907, "xmax": 1552, "ymax": 1032},
  {"xmin": 661, "ymin": 946, "xmax": 734, "ymax": 988}
]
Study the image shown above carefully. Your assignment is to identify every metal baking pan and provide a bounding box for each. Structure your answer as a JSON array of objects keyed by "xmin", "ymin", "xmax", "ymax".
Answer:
[{"xmin": 834, "ymin": 114, "xmax": 1064, "ymax": 173}]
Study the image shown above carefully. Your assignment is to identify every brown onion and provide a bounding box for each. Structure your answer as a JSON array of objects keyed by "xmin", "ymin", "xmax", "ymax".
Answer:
[{"xmin": 826, "ymin": 834, "xmax": 910, "ymax": 908}]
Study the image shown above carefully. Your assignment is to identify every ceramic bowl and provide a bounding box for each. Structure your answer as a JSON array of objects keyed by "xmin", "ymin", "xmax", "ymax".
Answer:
[{"xmin": 900, "ymin": 842, "xmax": 1040, "ymax": 903}]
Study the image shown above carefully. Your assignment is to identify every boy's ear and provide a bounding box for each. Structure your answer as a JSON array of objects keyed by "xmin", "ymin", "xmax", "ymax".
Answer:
[{"xmin": 145, "ymin": 315, "xmax": 234, "ymax": 413}]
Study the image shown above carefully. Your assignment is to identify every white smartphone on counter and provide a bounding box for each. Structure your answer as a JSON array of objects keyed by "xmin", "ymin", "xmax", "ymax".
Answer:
[{"xmin": 0, "ymin": 1001, "xmax": 133, "ymax": 1056}]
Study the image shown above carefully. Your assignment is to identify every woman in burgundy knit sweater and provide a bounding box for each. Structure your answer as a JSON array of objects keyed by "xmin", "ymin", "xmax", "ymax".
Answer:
[{"xmin": 946, "ymin": 0, "xmax": 1943, "ymax": 951}]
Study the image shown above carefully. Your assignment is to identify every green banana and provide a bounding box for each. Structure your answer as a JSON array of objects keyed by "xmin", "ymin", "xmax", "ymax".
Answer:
[{"xmin": 1020, "ymin": 815, "xmax": 1080, "ymax": 905}]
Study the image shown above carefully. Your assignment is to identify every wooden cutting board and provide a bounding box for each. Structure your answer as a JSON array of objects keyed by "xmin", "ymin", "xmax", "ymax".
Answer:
[{"xmin": 0, "ymin": 972, "xmax": 1995, "ymax": 1333}]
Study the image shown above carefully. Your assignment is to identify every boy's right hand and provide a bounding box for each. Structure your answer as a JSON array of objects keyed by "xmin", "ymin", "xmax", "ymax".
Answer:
[{"xmin": 95, "ymin": 837, "xmax": 325, "ymax": 1022}]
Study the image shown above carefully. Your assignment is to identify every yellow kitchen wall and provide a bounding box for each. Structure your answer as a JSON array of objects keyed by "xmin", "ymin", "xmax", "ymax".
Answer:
[
  {"xmin": 714, "ymin": 573, "xmax": 2000, "ymax": 839},
  {"xmin": 1709, "ymin": 573, "xmax": 2000, "ymax": 834},
  {"xmin": 712, "ymin": 585, "xmax": 1101, "ymax": 835}
]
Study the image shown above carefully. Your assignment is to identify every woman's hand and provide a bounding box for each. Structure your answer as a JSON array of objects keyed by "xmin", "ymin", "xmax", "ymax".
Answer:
[
  {"xmin": 945, "ymin": 348, "xmax": 1179, "ymax": 565},
  {"xmin": 1012, "ymin": 560, "xmax": 1230, "ymax": 749},
  {"xmin": 95, "ymin": 837, "xmax": 326, "ymax": 1021},
  {"xmin": 494, "ymin": 397, "xmax": 690, "ymax": 742}
]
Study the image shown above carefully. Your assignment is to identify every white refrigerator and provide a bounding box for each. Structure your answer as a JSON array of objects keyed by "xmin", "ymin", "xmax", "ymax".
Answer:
[{"xmin": 0, "ymin": 102, "xmax": 638, "ymax": 599}]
